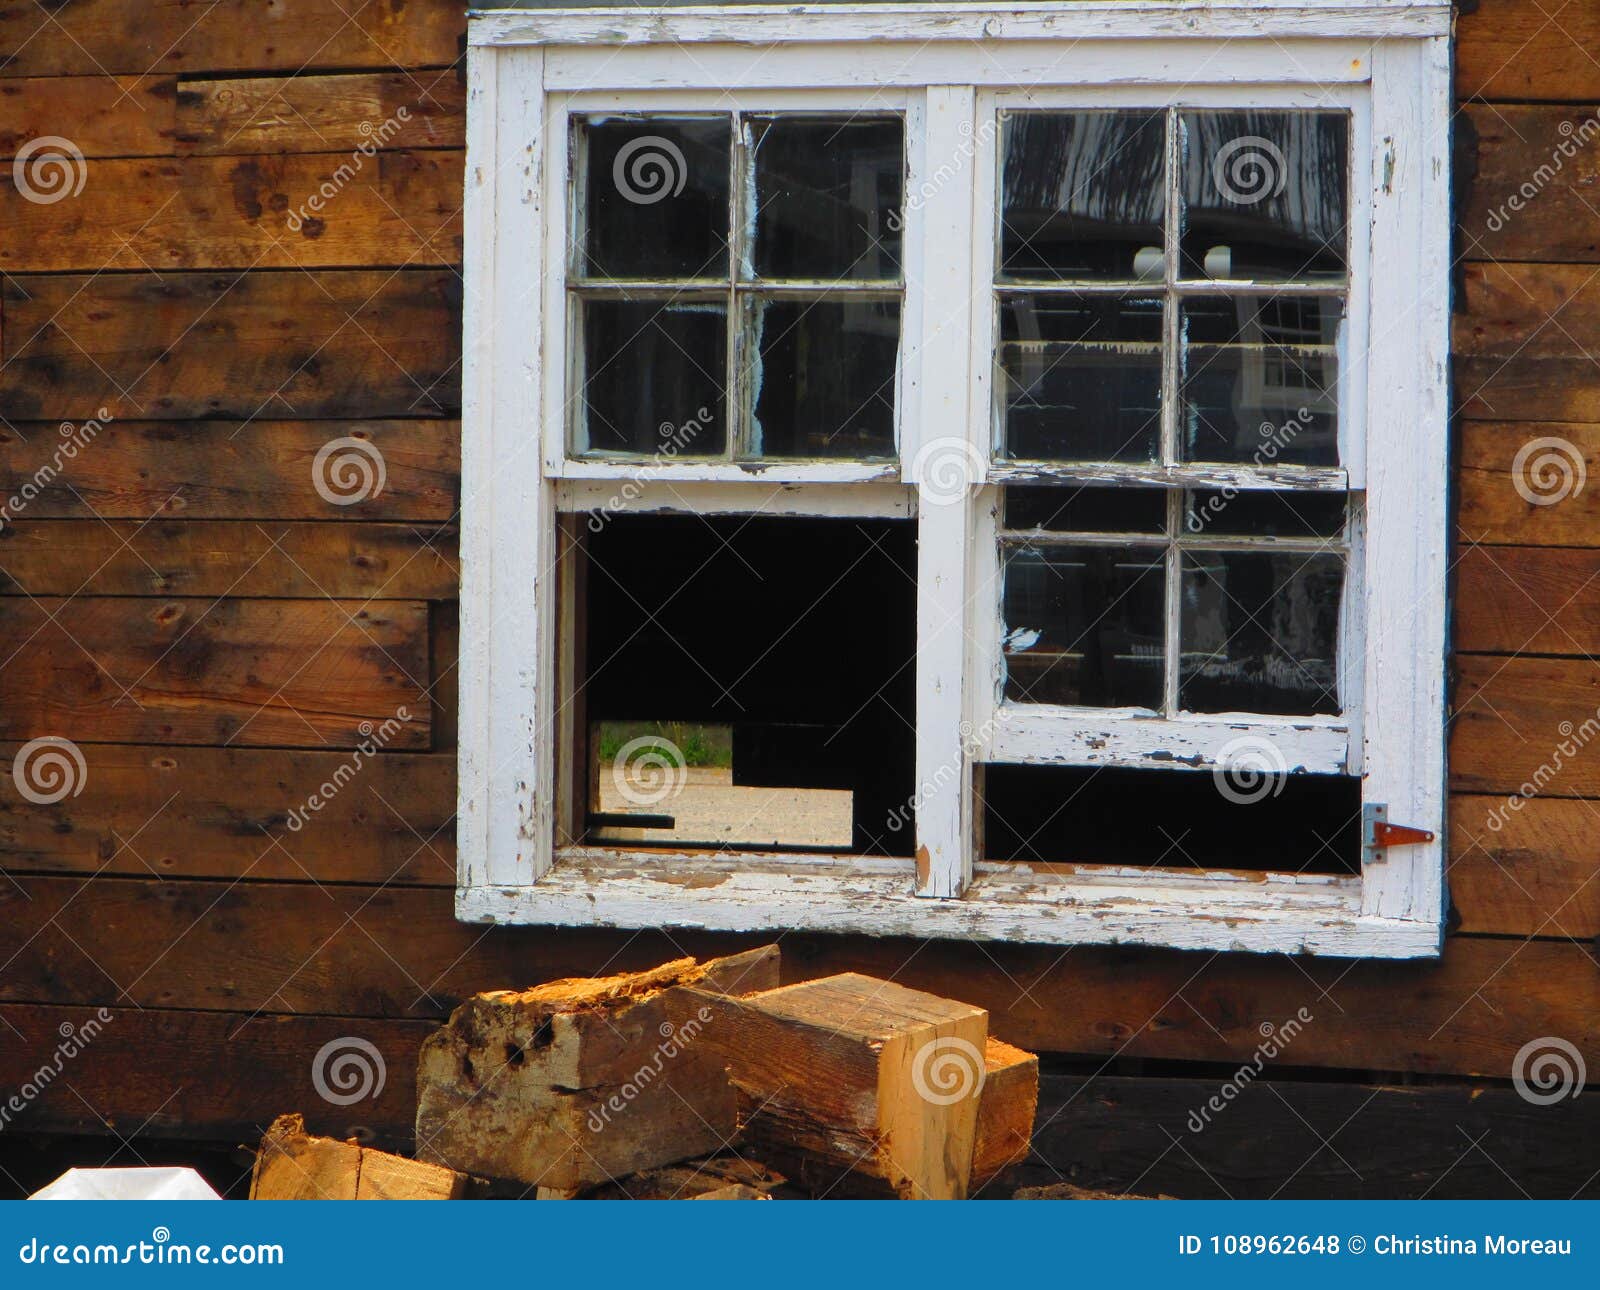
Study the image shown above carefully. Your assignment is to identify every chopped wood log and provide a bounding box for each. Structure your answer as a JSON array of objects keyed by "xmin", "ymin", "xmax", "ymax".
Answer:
[
  {"xmin": 414, "ymin": 946, "xmax": 780, "ymax": 1192},
  {"xmin": 694, "ymin": 1184, "xmax": 771, "ymax": 1199},
  {"xmin": 1013, "ymin": 1182, "xmax": 1174, "ymax": 1200},
  {"xmin": 972, "ymin": 1037, "xmax": 1040, "ymax": 1188},
  {"xmin": 585, "ymin": 1154, "xmax": 787, "ymax": 1200},
  {"xmin": 690, "ymin": 972, "xmax": 989, "ymax": 1199},
  {"xmin": 250, "ymin": 1114, "xmax": 464, "ymax": 1200}
]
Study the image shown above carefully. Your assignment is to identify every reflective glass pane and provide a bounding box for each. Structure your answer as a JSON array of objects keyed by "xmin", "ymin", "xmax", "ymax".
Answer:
[
  {"xmin": 580, "ymin": 299, "xmax": 728, "ymax": 455},
  {"xmin": 1000, "ymin": 111, "xmax": 1167, "ymax": 282},
  {"xmin": 1185, "ymin": 489, "xmax": 1346, "ymax": 539},
  {"xmin": 999, "ymin": 294, "xmax": 1164, "ymax": 463},
  {"xmin": 749, "ymin": 116, "xmax": 904, "ymax": 282},
  {"xmin": 1005, "ymin": 485, "xmax": 1168, "ymax": 535},
  {"xmin": 1179, "ymin": 550, "xmax": 1343, "ymax": 715},
  {"xmin": 580, "ymin": 117, "xmax": 731, "ymax": 280},
  {"xmin": 1180, "ymin": 110, "xmax": 1348, "ymax": 282},
  {"xmin": 1002, "ymin": 544, "xmax": 1166, "ymax": 708}
]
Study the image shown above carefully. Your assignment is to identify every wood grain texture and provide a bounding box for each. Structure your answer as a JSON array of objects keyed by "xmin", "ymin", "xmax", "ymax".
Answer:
[
  {"xmin": 0, "ymin": 743, "xmax": 456, "ymax": 884},
  {"xmin": 1460, "ymin": 105, "xmax": 1600, "ymax": 263},
  {"xmin": 0, "ymin": 419, "xmax": 458, "ymax": 521},
  {"xmin": 178, "ymin": 72, "xmax": 464, "ymax": 156},
  {"xmin": 1448, "ymin": 794, "xmax": 1600, "ymax": 939},
  {"xmin": 1459, "ymin": 423, "xmax": 1600, "ymax": 546},
  {"xmin": 0, "ymin": 0, "xmax": 465, "ymax": 79},
  {"xmin": 0, "ymin": 76, "xmax": 176, "ymax": 156},
  {"xmin": 1455, "ymin": 263, "xmax": 1600, "ymax": 422},
  {"xmin": 0, "ymin": 271, "xmax": 460, "ymax": 421},
  {"xmin": 1452, "ymin": 654, "xmax": 1600, "ymax": 797},
  {"xmin": 0, "ymin": 597, "xmax": 430, "ymax": 747},
  {"xmin": 1458, "ymin": 0, "xmax": 1600, "ymax": 102},
  {"xmin": 1455, "ymin": 544, "xmax": 1600, "ymax": 653}
]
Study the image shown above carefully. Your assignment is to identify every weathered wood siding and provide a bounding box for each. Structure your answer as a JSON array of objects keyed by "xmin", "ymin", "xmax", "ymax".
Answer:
[{"xmin": 0, "ymin": 1, "xmax": 1595, "ymax": 1193}]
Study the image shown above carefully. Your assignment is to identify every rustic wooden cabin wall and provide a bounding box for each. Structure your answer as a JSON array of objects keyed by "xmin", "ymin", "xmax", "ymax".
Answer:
[{"xmin": 0, "ymin": 0, "xmax": 1595, "ymax": 1197}]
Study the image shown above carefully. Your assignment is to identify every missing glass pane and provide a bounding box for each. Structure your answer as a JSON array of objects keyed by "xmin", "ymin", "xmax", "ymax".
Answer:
[{"xmin": 579, "ymin": 299, "xmax": 728, "ymax": 455}]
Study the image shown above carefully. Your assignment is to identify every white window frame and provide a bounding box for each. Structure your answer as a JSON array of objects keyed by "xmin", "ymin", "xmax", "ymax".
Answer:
[{"xmin": 457, "ymin": 0, "xmax": 1452, "ymax": 957}]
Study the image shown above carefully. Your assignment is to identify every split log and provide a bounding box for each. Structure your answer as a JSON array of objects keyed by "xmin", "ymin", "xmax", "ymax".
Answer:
[
  {"xmin": 691, "ymin": 972, "xmax": 989, "ymax": 1199},
  {"xmin": 250, "ymin": 1114, "xmax": 465, "ymax": 1200},
  {"xmin": 973, "ymin": 1037, "xmax": 1040, "ymax": 1188},
  {"xmin": 1013, "ymin": 1182, "xmax": 1174, "ymax": 1200},
  {"xmin": 414, "ymin": 946, "xmax": 780, "ymax": 1192},
  {"xmin": 585, "ymin": 1155, "xmax": 787, "ymax": 1200},
  {"xmin": 694, "ymin": 1184, "xmax": 771, "ymax": 1200}
]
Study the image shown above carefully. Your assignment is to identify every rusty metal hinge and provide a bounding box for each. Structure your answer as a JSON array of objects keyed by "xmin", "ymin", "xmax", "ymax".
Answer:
[{"xmin": 1362, "ymin": 803, "xmax": 1436, "ymax": 866}]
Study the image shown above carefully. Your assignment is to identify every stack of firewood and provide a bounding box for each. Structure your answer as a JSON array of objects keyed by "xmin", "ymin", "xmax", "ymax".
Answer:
[{"xmin": 249, "ymin": 946, "xmax": 1039, "ymax": 1200}]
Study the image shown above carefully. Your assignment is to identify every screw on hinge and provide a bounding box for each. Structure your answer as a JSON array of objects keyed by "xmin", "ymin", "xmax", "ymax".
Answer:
[{"xmin": 1362, "ymin": 803, "xmax": 1436, "ymax": 867}]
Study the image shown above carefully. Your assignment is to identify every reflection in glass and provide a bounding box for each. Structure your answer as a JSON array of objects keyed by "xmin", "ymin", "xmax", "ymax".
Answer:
[
  {"xmin": 1006, "ymin": 485, "xmax": 1168, "ymax": 535},
  {"xmin": 1185, "ymin": 489, "xmax": 1346, "ymax": 539},
  {"xmin": 580, "ymin": 299, "xmax": 728, "ymax": 455}
]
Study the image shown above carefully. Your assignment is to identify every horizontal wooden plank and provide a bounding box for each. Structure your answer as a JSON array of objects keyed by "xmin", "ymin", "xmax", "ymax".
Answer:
[
  {"xmin": 0, "ymin": 598, "xmax": 430, "ymax": 748},
  {"xmin": 1449, "ymin": 794, "xmax": 1600, "ymax": 939},
  {"xmin": 0, "ymin": 1003, "xmax": 431, "ymax": 1149},
  {"xmin": 1020, "ymin": 1070, "xmax": 1600, "ymax": 1200},
  {"xmin": 1459, "ymin": 422, "xmax": 1600, "ymax": 546},
  {"xmin": 0, "ymin": 521, "xmax": 458, "ymax": 597},
  {"xmin": 0, "ymin": 876, "xmax": 1591, "ymax": 1081},
  {"xmin": 0, "ymin": 271, "xmax": 460, "ymax": 420},
  {"xmin": 0, "ymin": 419, "xmax": 458, "ymax": 521},
  {"xmin": 1461, "ymin": 105, "xmax": 1600, "ymax": 263},
  {"xmin": 0, "ymin": 76, "xmax": 176, "ymax": 157},
  {"xmin": 0, "ymin": 0, "xmax": 464, "ymax": 79},
  {"xmin": 0, "ymin": 151, "xmax": 461, "ymax": 271},
  {"xmin": 1455, "ymin": 544, "xmax": 1600, "ymax": 653},
  {"xmin": 1456, "ymin": 263, "xmax": 1600, "ymax": 422},
  {"xmin": 178, "ymin": 71, "xmax": 465, "ymax": 156},
  {"xmin": 1452, "ymin": 654, "xmax": 1600, "ymax": 797},
  {"xmin": 1458, "ymin": 0, "xmax": 1600, "ymax": 102},
  {"xmin": 0, "ymin": 744, "xmax": 455, "ymax": 885}
]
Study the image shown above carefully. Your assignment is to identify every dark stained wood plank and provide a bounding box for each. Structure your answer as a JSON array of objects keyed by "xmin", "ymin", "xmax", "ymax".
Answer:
[
  {"xmin": 0, "ymin": 0, "xmax": 465, "ymax": 79},
  {"xmin": 1455, "ymin": 544, "xmax": 1600, "ymax": 653},
  {"xmin": 0, "ymin": 271, "xmax": 459, "ymax": 421},
  {"xmin": 178, "ymin": 71, "xmax": 464, "ymax": 156},
  {"xmin": 0, "ymin": 75, "xmax": 176, "ymax": 157},
  {"xmin": 0, "ymin": 521, "xmax": 458, "ymax": 597},
  {"xmin": 0, "ymin": 151, "xmax": 461, "ymax": 271},
  {"xmin": 1459, "ymin": 422, "xmax": 1600, "ymax": 546},
  {"xmin": 1452, "ymin": 654, "xmax": 1600, "ymax": 797},
  {"xmin": 1456, "ymin": 263, "xmax": 1600, "ymax": 422},
  {"xmin": 1017, "ymin": 1070, "xmax": 1600, "ymax": 1200},
  {"xmin": 0, "ymin": 419, "xmax": 457, "ymax": 521},
  {"xmin": 1459, "ymin": 0, "xmax": 1600, "ymax": 102},
  {"xmin": 0, "ymin": 597, "xmax": 430, "ymax": 748},
  {"xmin": 0, "ymin": 743, "xmax": 455, "ymax": 885},
  {"xmin": 1461, "ymin": 105, "xmax": 1600, "ymax": 263},
  {"xmin": 0, "ymin": 877, "xmax": 1592, "ymax": 1082},
  {"xmin": 1449, "ymin": 794, "xmax": 1600, "ymax": 939}
]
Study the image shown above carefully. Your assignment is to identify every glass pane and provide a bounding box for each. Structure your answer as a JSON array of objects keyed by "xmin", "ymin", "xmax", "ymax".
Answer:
[
  {"xmin": 1000, "ymin": 111, "xmax": 1167, "ymax": 282},
  {"xmin": 1005, "ymin": 485, "xmax": 1167, "ymax": 535},
  {"xmin": 749, "ymin": 297, "xmax": 898, "ymax": 458},
  {"xmin": 1180, "ymin": 550, "xmax": 1343, "ymax": 715},
  {"xmin": 1002, "ymin": 543, "xmax": 1166, "ymax": 708},
  {"xmin": 580, "ymin": 117, "xmax": 731, "ymax": 280},
  {"xmin": 749, "ymin": 116, "xmax": 904, "ymax": 281},
  {"xmin": 580, "ymin": 299, "xmax": 728, "ymax": 455},
  {"xmin": 1185, "ymin": 489, "xmax": 1346, "ymax": 539},
  {"xmin": 1181, "ymin": 295, "xmax": 1341, "ymax": 465},
  {"xmin": 1180, "ymin": 110, "xmax": 1348, "ymax": 282},
  {"xmin": 999, "ymin": 294, "xmax": 1164, "ymax": 463}
]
